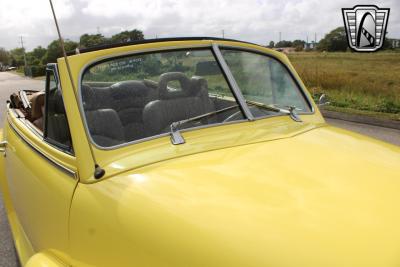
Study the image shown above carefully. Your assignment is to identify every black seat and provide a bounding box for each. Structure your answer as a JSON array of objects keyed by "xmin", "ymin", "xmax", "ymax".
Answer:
[
  {"xmin": 142, "ymin": 72, "xmax": 215, "ymax": 135},
  {"xmin": 81, "ymin": 84, "xmax": 125, "ymax": 147},
  {"xmin": 109, "ymin": 81, "xmax": 157, "ymax": 141}
]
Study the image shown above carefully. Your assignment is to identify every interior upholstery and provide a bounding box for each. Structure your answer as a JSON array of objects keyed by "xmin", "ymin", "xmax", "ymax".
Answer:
[
  {"xmin": 82, "ymin": 84, "xmax": 125, "ymax": 147},
  {"xmin": 81, "ymin": 72, "xmax": 216, "ymax": 147},
  {"xmin": 143, "ymin": 73, "xmax": 215, "ymax": 135},
  {"xmin": 30, "ymin": 91, "xmax": 45, "ymax": 130},
  {"xmin": 110, "ymin": 81, "xmax": 157, "ymax": 141}
]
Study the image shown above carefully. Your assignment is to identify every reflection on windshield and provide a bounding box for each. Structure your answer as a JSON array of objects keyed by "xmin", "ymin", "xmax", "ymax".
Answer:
[
  {"xmin": 221, "ymin": 49, "xmax": 311, "ymax": 117},
  {"xmin": 81, "ymin": 49, "xmax": 244, "ymax": 147}
]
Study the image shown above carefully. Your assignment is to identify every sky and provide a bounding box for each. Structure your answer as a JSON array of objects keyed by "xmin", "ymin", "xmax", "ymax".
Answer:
[{"xmin": 0, "ymin": 0, "xmax": 399, "ymax": 51}]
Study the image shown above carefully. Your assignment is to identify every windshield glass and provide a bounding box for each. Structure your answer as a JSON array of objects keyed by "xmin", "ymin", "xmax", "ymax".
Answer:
[
  {"xmin": 221, "ymin": 49, "xmax": 311, "ymax": 118},
  {"xmin": 81, "ymin": 49, "xmax": 244, "ymax": 147}
]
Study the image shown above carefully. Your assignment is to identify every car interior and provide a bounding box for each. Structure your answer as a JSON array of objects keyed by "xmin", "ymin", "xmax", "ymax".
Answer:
[
  {"xmin": 9, "ymin": 87, "xmax": 72, "ymax": 149},
  {"xmin": 82, "ymin": 71, "xmax": 243, "ymax": 147},
  {"xmin": 9, "ymin": 71, "xmax": 243, "ymax": 148}
]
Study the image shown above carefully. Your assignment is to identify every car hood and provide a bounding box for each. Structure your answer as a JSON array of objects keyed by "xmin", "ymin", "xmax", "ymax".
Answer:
[{"xmin": 71, "ymin": 126, "xmax": 400, "ymax": 267}]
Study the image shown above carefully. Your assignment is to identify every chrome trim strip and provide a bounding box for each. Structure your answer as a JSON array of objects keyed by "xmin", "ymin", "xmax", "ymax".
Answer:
[
  {"xmin": 212, "ymin": 43, "xmax": 254, "ymax": 121},
  {"xmin": 7, "ymin": 117, "xmax": 77, "ymax": 179},
  {"xmin": 24, "ymin": 119, "xmax": 44, "ymax": 138}
]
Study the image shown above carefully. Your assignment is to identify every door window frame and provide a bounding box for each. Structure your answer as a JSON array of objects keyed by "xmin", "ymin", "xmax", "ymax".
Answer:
[{"xmin": 43, "ymin": 64, "xmax": 74, "ymax": 155}]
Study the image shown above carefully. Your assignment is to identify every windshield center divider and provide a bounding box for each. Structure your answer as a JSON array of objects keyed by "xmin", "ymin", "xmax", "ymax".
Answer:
[{"xmin": 211, "ymin": 43, "xmax": 254, "ymax": 121}]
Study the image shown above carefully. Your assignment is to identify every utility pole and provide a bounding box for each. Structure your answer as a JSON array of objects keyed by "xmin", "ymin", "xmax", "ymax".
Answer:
[
  {"xmin": 314, "ymin": 32, "xmax": 317, "ymax": 43},
  {"xmin": 19, "ymin": 36, "xmax": 28, "ymax": 71},
  {"xmin": 279, "ymin": 32, "xmax": 282, "ymax": 42},
  {"xmin": 222, "ymin": 29, "xmax": 225, "ymax": 39}
]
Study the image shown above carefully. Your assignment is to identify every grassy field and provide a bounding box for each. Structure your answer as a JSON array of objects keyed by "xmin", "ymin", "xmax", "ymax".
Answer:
[{"xmin": 288, "ymin": 52, "xmax": 400, "ymax": 118}]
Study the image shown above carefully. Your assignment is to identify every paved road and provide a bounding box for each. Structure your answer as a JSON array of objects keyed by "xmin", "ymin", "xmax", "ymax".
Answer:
[
  {"xmin": 326, "ymin": 118, "xmax": 400, "ymax": 146},
  {"xmin": 0, "ymin": 72, "xmax": 398, "ymax": 266},
  {"xmin": 0, "ymin": 72, "xmax": 44, "ymax": 123}
]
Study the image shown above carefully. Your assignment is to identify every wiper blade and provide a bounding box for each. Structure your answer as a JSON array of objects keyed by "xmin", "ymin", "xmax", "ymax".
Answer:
[
  {"xmin": 245, "ymin": 100, "xmax": 302, "ymax": 122},
  {"xmin": 170, "ymin": 105, "xmax": 239, "ymax": 145}
]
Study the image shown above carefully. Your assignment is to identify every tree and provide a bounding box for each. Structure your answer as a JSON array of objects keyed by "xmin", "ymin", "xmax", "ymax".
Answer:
[
  {"xmin": 9, "ymin": 47, "xmax": 26, "ymax": 67},
  {"xmin": 317, "ymin": 27, "xmax": 347, "ymax": 52},
  {"xmin": 267, "ymin": 41, "xmax": 275, "ymax": 48},
  {"xmin": 275, "ymin": 40, "xmax": 293, "ymax": 48},
  {"xmin": 0, "ymin": 48, "xmax": 10, "ymax": 65},
  {"xmin": 111, "ymin": 29, "xmax": 144, "ymax": 44},
  {"xmin": 32, "ymin": 46, "xmax": 47, "ymax": 60},
  {"xmin": 44, "ymin": 39, "xmax": 78, "ymax": 63},
  {"xmin": 291, "ymin": 39, "xmax": 305, "ymax": 51},
  {"xmin": 27, "ymin": 46, "xmax": 47, "ymax": 65},
  {"xmin": 79, "ymin": 33, "xmax": 107, "ymax": 48}
]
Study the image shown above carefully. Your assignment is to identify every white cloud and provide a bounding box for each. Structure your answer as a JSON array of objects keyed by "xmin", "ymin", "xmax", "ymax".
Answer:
[{"xmin": 0, "ymin": 0, "xmax": 398, "ymax": 50}]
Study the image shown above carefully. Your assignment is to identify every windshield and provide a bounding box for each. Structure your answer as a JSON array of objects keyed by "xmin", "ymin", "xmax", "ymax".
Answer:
[
  {"xmin": 81, "ymin": 49, "xmax": 244, "ymax": 147},
  {"xmin": 221, "ymin": 49, "xmax": 311, "ymax": 118}
]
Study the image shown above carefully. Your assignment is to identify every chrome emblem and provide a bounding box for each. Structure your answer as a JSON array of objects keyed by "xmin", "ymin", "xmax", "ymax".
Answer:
[{"xmin": 342, "ymin": 5, "xmax": 390, "ymax": 52}]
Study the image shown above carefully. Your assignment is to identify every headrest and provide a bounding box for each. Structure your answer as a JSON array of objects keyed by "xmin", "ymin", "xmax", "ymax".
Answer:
[
  {"xmin": 110, "ymin": 81, "xmax": 149, "ymax": 98},
  {"xmin": 190, "ymin": 76, "xmax": 209, "ymax": 98},
  {"xmin": 158, "ymin": 72, "xmax": 192, "ymax": 99},
  {"xmin": 30, "ymin": 91, "xmax": 45, "ymax": 120}
]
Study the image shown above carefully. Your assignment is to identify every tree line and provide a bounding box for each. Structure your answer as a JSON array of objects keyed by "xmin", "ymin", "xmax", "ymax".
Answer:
[
  {"xmin": 0, "ymin": 29, "xmax": 144, "ymax": 76},
  {"xmin": 267, "ymin": 27, "xmax": 396, "ymax": 52},
  {"xmin": 1, "ymin": 26, "xmax": 398, "ymax": 75}
]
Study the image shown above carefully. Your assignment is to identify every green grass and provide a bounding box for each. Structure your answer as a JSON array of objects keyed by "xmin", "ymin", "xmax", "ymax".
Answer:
[{"xmin": 288, "ymin": 52, "xmax": 400, "ymax": 116}]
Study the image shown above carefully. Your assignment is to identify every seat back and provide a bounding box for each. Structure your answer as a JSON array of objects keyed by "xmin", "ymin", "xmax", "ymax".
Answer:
[
  {"xmin": 109, "ymin": 80, "xmax": 157, "ymax": 141},
  {"xmin": 143, "ymin": 72, "xmax": 215, "ymax": 135},
  {"xmin": 30, "ymin": 91, "xmax": 45, "ymax": 130},
  {"xmin": 81, "ymin": 84, "xmax": 125, "ymax": 147}
]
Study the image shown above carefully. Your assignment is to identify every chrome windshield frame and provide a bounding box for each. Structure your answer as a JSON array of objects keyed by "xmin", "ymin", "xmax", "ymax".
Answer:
[
  {"xmin": 77, "ymin": 42, "xmax": 314, "ymax": 150},
  {"xmin": 212, "ymin": 44, "xmax": 254, "ymax": 121}
]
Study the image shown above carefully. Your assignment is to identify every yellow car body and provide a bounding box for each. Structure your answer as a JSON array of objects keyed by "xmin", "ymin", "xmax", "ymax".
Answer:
[{"xmin": 0, "ymin": 39, "xmax": 400, "ymax": 267}]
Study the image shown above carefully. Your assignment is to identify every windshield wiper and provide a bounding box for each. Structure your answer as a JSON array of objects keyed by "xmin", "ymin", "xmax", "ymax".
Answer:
[
  {"xmin": 245, "ymin": 100, "xmax": 302, "ymax": 123},
  {"xmin": 170, "ymin": 105, "xmax": 239, "ymax": 145}
]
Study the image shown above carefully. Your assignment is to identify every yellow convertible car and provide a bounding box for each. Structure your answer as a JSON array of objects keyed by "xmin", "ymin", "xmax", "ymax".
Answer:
[{"xmin": 1, "ymin": 38, "xmax": 400, "ymax": 267}]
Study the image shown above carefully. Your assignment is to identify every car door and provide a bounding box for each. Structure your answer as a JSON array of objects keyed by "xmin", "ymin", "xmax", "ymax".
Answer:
[{"xmin": 4, "ymin": 64, "xmax": 78, "ymax": 258}]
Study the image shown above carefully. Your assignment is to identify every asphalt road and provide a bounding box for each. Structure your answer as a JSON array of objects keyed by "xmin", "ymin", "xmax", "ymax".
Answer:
[{"xmin": 0, "ymin": 72, "xmax": 398, "ymax": 266}]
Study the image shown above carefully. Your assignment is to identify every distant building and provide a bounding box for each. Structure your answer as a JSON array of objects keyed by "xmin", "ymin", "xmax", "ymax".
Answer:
[{"xmin": 304, "ymin": 41, "xmax": 318, "ymax": 50}]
